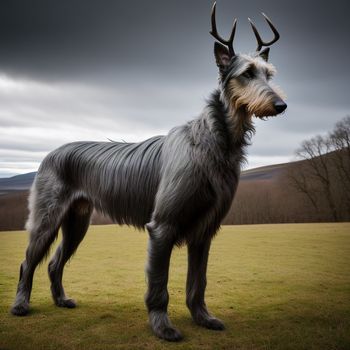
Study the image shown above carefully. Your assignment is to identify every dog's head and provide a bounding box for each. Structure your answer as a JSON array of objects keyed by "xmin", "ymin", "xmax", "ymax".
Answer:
[{"xmin": 210, "ymin": 2, "xmax": 287, "ymax": 118}]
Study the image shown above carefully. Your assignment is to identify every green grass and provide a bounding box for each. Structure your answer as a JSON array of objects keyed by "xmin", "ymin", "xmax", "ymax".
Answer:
[{"xmin": 0, "ymin": 223, "xmax": 349, "ymax": 350}]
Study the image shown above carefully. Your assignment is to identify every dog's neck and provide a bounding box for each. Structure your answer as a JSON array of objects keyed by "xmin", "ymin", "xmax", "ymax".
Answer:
[{"xmin": 205, "ymin": 89, "xmax": 255, "ymax": 152}]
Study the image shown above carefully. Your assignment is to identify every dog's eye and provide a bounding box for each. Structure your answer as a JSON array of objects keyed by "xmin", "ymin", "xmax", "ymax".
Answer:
[{"xmin": 242, "ymin": 69, "xmax": 255, "ymax": 79}]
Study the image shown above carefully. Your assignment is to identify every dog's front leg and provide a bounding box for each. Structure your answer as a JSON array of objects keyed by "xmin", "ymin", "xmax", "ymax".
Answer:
[
  {"xmin": 186, "ymin": 239, "xmax": 225, "ymax": 330},
  {"xmin": 145, "ymin": 222, "xmax": 182, "ymax": 342}
]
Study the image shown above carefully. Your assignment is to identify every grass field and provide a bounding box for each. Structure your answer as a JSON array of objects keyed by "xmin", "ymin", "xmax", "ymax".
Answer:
[{"xmin": 0, "ymin": 223, "xmax": 349, "ymax": 350}]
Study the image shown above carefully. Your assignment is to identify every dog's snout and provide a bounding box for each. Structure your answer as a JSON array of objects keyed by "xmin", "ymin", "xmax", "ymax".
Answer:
[{"xmin": 274, "ymin": 100, "xmax": 287, "ymax": 114}]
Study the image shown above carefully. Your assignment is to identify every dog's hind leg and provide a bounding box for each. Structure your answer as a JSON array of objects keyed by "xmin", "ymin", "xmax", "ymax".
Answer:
[
  {"xmin": 145, "ymin": 222, "xmax": 183, "ymax": 342},
  {"xmin": 48, "ymin": 198, "xmax": 92, "ymax": 308},
  {"xmin": 186, "ymin": 239, "xmax": 225, "ymax": 330},
  {"xmin": 11, "ymin": 179, "xmax": 68, "ymax": 316}
]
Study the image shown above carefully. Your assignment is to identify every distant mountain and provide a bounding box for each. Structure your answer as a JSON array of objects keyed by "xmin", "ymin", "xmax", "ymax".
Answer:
[{"xmin": 0, "ymin": 172, "xmax": 36, "ymax": 193}]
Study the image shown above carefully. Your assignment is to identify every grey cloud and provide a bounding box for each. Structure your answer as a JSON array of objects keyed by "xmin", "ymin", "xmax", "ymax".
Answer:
[{"xmin": 0, "ymin": 0, "xmax": 349, "ymax": 177}]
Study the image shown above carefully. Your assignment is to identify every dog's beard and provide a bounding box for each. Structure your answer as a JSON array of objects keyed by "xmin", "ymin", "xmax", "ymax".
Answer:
[{"xmin": 228, "ymin": 80, "xmax": 286, "ymax": 119}]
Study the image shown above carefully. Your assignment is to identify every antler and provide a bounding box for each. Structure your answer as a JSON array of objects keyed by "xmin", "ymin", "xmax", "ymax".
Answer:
[
  {"xmin": 210, "ymin": 1, "xmax": 237, "ymax": 56},
  {"xmin": 248, "ymin": 13, "xmax": 280, "ymax": 51}
]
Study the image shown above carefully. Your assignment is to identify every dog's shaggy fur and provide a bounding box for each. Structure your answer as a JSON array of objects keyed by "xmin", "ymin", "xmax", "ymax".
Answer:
[{"xmin": 11, "ymin": 24, "xmax": 286, "ymax": 342}]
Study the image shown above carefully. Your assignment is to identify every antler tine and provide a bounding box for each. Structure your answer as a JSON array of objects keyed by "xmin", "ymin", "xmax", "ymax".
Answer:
[
  {"xmin": 248, "ymin": 13, "xmax": 280, "ymax": 51},
  {"xmin": 210, "ymin": 2, "xmax": 237, "ymax": 56}
]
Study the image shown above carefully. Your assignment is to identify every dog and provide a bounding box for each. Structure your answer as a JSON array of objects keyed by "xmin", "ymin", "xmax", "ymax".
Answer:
[{"xmin": 11, "ymin": 2, "xmax": 286, "ymax": 341}]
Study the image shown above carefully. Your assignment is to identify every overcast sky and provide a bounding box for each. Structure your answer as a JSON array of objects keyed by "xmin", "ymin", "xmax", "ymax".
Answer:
[{"xmin": 0, "ymin": 0, "xmax": 349, "ymax": 177}]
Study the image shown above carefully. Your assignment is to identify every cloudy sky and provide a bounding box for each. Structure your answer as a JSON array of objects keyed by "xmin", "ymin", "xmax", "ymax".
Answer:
[{"xmin": 0, "ymin": 0, "xmax": 349, "ymax": 177}]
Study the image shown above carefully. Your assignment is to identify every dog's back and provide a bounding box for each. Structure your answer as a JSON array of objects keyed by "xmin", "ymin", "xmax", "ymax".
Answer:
[{"xmin": 30, "ymin": 136, "xmax": 164, "ymax": 230}]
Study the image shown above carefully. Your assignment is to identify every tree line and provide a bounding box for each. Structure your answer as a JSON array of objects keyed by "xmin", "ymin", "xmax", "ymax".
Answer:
[
  {"xmin": 287, "ymin": 116, "xmax": 350, "ymax": 222},
  {"xmin": 223, "ymin": 115, "xmax": 350, "ymax": 224}
]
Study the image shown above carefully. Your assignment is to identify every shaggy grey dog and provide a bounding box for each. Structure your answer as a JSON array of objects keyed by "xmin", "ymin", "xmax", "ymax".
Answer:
[{"xmin": 11, "ymin": 3, "xmax": 287, "ymax": 342}]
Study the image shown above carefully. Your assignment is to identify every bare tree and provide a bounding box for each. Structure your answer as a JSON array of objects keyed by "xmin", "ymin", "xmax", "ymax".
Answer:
[
  {"xmin": 286, "ymin": 115, "xmax": 350, "ymax": 222},
  {"xmin": 328, "ymin": 116, "xmax": 350, "ymax": 215},
  {"xmin": 296, "ymin": 135, "xmax": 339, "ymax": 220},
  {"xmin": 286, "ymin": 162, "xmax": 321, "ymax": 218}
]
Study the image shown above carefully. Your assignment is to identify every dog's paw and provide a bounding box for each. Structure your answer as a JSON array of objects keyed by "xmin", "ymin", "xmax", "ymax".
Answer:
[
  {"xmin": 157, "ymin": 326, "xmax": 183, "ymax": 342},
  {"xmin": 55, "ymin": 298, "xmax": 77, "ymax": 308},
  {"xmin": 193, "ymin": 314, "xmax": 225, "ymax": 330},
  {"xmin": 203, "ymin": 317, "xmax": 225, "ymax": 330},
  {"xmin": 11, "ymin": 302, "xmax": 30, "ymax": 316}
]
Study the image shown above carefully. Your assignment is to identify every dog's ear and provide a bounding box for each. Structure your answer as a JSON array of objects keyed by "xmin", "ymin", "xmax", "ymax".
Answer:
[
  {"xmin": 259, "ymin": 47, "xmax": 270, "ymax": 62},
  {"xmin": 214, "ymin": 42, "xmax": 232, "ymax": 70}
]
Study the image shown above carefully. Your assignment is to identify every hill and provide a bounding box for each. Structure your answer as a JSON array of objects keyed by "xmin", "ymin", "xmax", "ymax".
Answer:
[
  {"xmin": 0, "ymin": 152, "xmax": 348, "ymax": 230},
  {"xmin": 240, "ymin": 163, "xmax": 287, "ymax": 182},
  {"xmin": 0, "ymin": 172, "xmax": 36, "ymax": 194},
  {"xmin": 0, "ymin": 162, "xmax": 290, "ymax": 231}
]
